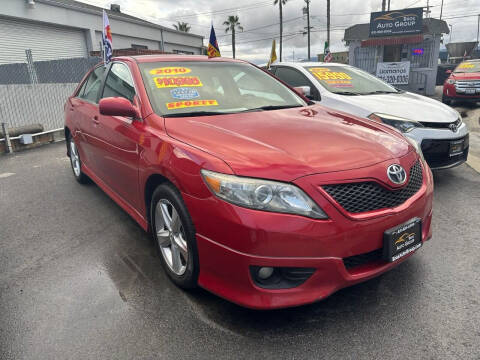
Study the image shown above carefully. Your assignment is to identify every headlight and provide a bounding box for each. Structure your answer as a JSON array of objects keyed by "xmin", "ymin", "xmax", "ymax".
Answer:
[
  {"xmin": 201, "ymin": 170, "xmax": 328, "ymax": 219},
  {"xmin": 368, "ymin": 113, "xmax": 424, "ymax": 133}
]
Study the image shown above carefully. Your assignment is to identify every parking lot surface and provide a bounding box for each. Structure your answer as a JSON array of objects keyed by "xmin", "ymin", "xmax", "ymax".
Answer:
[{"xmin": 1, "ymin": 142, "xmax": 479, "ymax": 360}]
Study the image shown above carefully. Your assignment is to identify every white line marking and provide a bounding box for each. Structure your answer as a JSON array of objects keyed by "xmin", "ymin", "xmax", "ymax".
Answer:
[{"xmin": 0, "ymin": 172, "xmax": 15, "ymax": 179}]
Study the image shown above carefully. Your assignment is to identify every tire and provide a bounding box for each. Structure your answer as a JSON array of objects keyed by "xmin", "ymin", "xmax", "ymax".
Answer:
[
  {"xmin": 442, "ymin": 95, "xmax": 452, "ymax": 105},
  {"xmin": 150, "ymin": 183, "xmax": 199, "ymax": 289},
  {"xmin": 68, "ymin": 135, "xmax": 89, "ymax": 184}
]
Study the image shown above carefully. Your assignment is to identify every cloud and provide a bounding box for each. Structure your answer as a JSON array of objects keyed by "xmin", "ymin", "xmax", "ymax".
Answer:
[{"xmin": 79, "ymin": 0, "xmax": 479, "ymax": 63}]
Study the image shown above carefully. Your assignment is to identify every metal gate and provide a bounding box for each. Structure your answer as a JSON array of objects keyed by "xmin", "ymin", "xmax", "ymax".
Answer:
[{"xmin": 354, "ymin": 46, "xmax": 378, "ymax": 74}]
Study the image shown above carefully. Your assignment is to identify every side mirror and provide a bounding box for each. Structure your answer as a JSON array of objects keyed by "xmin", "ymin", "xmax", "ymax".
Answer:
[
  {"xmin": 99, "ymin": 97, "xmax": 139, "ymax": 118},
  {"xmin": 294, "ymin": 86, "xmax": 312, "ymax": 99},
  {"xmin": 446, "ymin": 69, "xmax": 452, "ymax": 74}
]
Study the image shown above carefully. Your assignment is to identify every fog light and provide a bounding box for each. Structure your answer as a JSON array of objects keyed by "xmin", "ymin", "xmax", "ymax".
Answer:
[{"xmin": 257, "ymin": 266, "xmax": 274, "ymax": 280}]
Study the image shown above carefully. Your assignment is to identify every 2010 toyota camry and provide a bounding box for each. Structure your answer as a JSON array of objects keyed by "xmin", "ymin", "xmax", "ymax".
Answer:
[{"xmin": 64, "ymin": 55, "xmax": 433, "ymax": 309}]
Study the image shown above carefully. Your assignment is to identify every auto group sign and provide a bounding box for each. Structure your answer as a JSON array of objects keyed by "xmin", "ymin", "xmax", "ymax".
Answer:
[
  {"xmin": 369, "ymin": 7, "xmax": 423, "ymax": 37},
  {"xmin": 376, "ymin": 62, "xmax": 410, "ymax": 85}
]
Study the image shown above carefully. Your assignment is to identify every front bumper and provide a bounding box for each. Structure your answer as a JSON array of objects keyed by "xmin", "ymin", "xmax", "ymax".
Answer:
[
  {"xmin": 405, "ymin": 123, "xmax": 469, "ymax": 170},
  {"xmin": 183, "ymin": 157, "xmax": 434, "ymax": 309}
]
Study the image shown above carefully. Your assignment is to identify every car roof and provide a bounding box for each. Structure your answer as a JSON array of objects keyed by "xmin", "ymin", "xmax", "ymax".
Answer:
[
  {"xmin": 112, "ymin": 55, "xmax": 246, "ymax": 64},
  {"xmin": 273, "ymin": 62, "xmax": 349, "ymax": 68}
]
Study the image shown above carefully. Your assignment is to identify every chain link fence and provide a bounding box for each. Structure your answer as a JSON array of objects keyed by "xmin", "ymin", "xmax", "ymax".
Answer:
[{"xmin": 0, "ymin": 49, "xmax": 101, "ymax": 132}]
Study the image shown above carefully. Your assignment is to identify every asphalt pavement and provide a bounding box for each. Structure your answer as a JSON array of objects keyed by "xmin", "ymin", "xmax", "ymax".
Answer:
[{"xmin": 1, "ymin": 142, "xmax": 479, "ymax": 360}]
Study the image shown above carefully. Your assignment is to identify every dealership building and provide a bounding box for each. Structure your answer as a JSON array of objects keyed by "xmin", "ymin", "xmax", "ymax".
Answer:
[
  {"xmin": 0, "ymin": 0, "xmax": 204, "ymax": 64},
  {"xmin": 344, "ymin": 8, "xmax": 449, "ymax": 96}
]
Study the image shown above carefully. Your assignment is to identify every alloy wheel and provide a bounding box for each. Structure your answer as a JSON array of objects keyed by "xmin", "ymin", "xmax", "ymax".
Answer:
[
  {"xmin": 70, "ymin": 139, "xmax": 81, "ymax": 177},
  {"xmin": 155, "ymin": 199, "xmax": 188, "ymax": 276}
]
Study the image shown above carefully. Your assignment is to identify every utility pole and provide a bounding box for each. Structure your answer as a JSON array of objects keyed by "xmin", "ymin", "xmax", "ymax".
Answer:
[
  {"xmin": 477, "ymin": 14, "xmax": 480, "ymax": 48},
  {"xmin": 327, "ymin": 0, "xmax": 330, "ymax": 49},
  {"xmin": 387, "ymin": 0, "xmax": 391, "ymax": 11},
  {"xmin": 426, "ymin": 0, "xmax": 430, "ymax": 18},
  {"xmin": 382, "ymin": 0, "xmax": 386, "ymax": 11},
  {"xmin": 440, "ymin": 0, "xmax": 444, "ymax": 19},
  {"xmin": 305, "ymin": 0, "xmax": 311, "ymax": 60}
]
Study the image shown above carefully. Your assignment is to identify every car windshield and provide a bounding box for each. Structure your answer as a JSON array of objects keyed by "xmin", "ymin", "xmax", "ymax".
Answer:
[
  {"xmin": 139, "ymin": 61, "xmax": 306, "ymax": 117},
  {"xmin": 454, "ymin": 61, "xmax": 480, "ymax": 73},
  {"xmin": 304, "ymin": 65, "xmax": 398, "ymax": 95}
]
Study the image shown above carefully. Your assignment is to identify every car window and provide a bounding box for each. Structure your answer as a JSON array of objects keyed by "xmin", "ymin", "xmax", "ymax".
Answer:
[
  {"xmin": 102, "ymin": 63, "xmax": 136, "ymax": 102},
  {"xmin": 76, "ymin": 78, "xmax": 88, "ymax": 97},
  {"xmin": 275, "ymin": 67, "xmax": 311, "ymax": 87},
  {"xmin": 80, "ymin": 66, "xmax": 105, "ymax": 103},
  {"xmin": 138, "ymin": 61, "xmax": 306, "ymax": 117},
  {"xmin": 234, "ymin": 71, "xmax": 283, "ymax": 102},
  {"xmin": 304, "ymin": 65, "xmax": 398, "ymax": 95}
]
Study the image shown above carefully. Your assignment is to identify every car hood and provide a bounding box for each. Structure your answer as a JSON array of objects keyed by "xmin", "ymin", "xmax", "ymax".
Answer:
[
  {"xmin": 165, "ymin": 105, "xmax": 411, "ymax": 181},
  {"xmin": 337, "ymin": 91, "xmax": 458, "ymax": 123},
  {"xmin": 451, "ymin": 72, "xmax": 480, "ymax": 80}
]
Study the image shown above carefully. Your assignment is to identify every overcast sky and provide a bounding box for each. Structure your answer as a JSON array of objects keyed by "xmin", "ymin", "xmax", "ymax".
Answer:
[{"xmin": 79, "ymin": 0, "xmax": 479, "ymax": 63}]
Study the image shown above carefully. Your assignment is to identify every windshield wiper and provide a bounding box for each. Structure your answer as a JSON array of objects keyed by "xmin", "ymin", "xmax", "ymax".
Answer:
[
  {"xmin": 242, "ymin": 104, "xmax": 304, "ymax": 112},
  {"xmin": 362, "ymin": 90, "xmax": 398, "ymax": 95},
  {"xmin": 163, "ymin": 111, "xmax": 237, "ymax": 118},
  {"xmin": 334, "ymin": 91, "xmax": 362, "ymax": 96}
]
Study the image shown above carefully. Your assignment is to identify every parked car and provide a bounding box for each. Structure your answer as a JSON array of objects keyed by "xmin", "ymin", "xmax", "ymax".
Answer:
[
  {"xmin": 65, "ymin": 56, "xmax": 433, "ymax": 309},
  {"xmin": 267, "ymin": 62, "xmax": 469, "ymax": 170},
  {"xmin": 442, "ymin": 59, "xmax": 480, "ymax": 105}
]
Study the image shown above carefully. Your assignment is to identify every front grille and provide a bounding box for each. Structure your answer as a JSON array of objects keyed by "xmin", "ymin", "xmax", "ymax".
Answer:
[
  {"xmin": 343, "ymin": 248, "xmax": 383, "ymax": 270},
  {"xmin": 419, "ymin": 117, "xmax": 462, "ymax": 129},
  {"xmin": 455, "ymin": 80, "xmax": 480, "ymax": 89},
  {"xmin": 322, "ymin": 161, "xmax": 423, "ymax": 213},
  {"xmin": 421, "ymin": 135, "xmax": 469, "ymax": 169}
]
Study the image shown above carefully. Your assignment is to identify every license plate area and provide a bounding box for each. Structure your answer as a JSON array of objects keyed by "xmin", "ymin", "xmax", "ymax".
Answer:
[
  {"xmin": 465, "ymin": 89, "xmax": 475, "ymax": 94},
  {"xmin": 450, "ymin": 139, "xmax": 464, "ymax": 157},
  {"xmin": 383, "ymin": 218, "xmax": 422, "ymax": 262}
]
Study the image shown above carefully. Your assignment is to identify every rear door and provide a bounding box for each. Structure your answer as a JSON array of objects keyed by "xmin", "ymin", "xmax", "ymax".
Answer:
[
  {"xmin": 93, "ymin": 62, "xmax": 142, "ymax": 209},
  {"xmin": 70, "ymin": 66, "xmax": 107, "ymax": 170}
]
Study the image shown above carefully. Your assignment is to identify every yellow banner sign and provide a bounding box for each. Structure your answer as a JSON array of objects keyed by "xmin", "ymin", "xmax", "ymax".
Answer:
[
  {"xmin": 312, "ymin": 71, "xmax": 352, "ymax": 81},
  {"xmin": 154, "ymin": 76, "xmax": 203, "ymax": 88},
  {"xmin": 166, "ymin": 99, "xmax": 219, "ymax": 110}
]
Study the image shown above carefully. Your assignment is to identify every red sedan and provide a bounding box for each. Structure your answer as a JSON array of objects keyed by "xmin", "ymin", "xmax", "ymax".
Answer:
[
  {"xmin": 64, "ymin": 55, "xmax": 433, "ymax": 309},
  {"xmin": 443, "ymin": 59, "xmax": 480, "ymax": 105}
]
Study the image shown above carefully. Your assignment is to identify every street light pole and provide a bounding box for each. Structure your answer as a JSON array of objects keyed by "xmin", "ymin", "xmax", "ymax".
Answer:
[{"xmin": 440, "ymin": 0, "xmax": 444, "ymax": 20}]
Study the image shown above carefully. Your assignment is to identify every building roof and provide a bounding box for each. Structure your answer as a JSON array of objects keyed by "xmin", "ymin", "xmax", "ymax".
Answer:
[
  {"xmin": 344, "ymin": 18, "xmax": 450, "ymax": 42},
  {"xmin": 36, "ymin": 0, "xmax": 204, "ymax": 38}
]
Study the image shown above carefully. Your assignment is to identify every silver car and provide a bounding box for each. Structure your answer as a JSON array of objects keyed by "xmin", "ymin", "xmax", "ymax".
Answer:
[{"xmin": 267, "ymin": 62, "xmax": 469, "ymax": 170}]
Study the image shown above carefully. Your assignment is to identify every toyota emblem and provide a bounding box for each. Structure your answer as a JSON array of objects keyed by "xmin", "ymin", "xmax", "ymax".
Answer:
[
  {"xmin": 449, "ymin": 123, "xmax": 458, "ymax": 132},
  {"xmin": 387, "ymin": 164, "xmax": 407, "ymax": 185}
]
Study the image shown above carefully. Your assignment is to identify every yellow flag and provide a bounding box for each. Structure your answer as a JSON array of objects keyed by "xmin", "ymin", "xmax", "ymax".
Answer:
[{"xmin": 267, "ymin": 39, "xmax": 277, "ymax": 68}]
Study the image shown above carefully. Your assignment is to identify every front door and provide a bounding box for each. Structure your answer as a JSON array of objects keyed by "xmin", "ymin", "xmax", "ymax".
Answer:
[{"xmin": 92, "ymin": 62, "xmax": 141, "ymax": 209}]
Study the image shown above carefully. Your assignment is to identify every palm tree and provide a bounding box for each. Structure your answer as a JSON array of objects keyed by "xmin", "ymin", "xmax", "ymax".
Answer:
[
  {"xmin": 273, "ymin": 0, "xmax": 288, "ymax": 61},
  {"xmin": 223, "ymin": 15, "xmax": 244, "ymax": 59},
  {"xmin": 173, "ymin": 22, "xmax": 191, "ymax": 33}
]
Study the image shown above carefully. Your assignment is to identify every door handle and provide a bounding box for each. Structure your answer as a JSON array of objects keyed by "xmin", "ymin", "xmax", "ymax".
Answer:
[{"xmin": 92, "ymin": 116, "xmax": 100, "ymax": 125}]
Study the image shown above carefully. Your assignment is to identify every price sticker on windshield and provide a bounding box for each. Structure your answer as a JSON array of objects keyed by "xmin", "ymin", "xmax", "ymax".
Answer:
[
  {"xmin": 150, "ymin": 67, "xmax": 192, "ymax": 75},
  {"xmin": 166, "ymin": 99, "xmax": 219, "ymax": 110},
  {"xmin": 310, "ymin": 70, "xmax": 352, "ymax": 81},
  {"xmin": 154, "ymin": 76, "xmax": 203, "ymax": 88},
  {"xmin": 458, "ymin": 63, "xmax": 474, "ymax": 69}
]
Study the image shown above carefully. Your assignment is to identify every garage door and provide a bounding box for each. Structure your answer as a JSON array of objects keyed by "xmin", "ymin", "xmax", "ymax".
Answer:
[{"xmin": 0, "ymin": 17, "xmax": 87, "ymax": 64}]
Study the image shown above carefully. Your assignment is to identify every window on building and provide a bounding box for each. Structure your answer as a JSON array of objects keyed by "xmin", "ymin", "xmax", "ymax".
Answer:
[
  {"xmin": 383, "ymin": 44, "xmax": 402, "ymax": 62},
  {"xmin": 79, "ymin": 66, "xmax": 105, "ymax": 103},
  {"xmin": 102, "ymin": 63, "xmax": 136, "ymax": 102},
  {"xmin": 173, "ymin": 50, "xmax": 194, "ymax": 55},
  {"xmin": 131, "ymin": 44, "xmax": 148, "ymax": 49}
]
